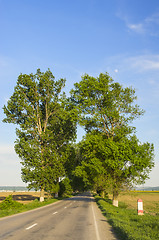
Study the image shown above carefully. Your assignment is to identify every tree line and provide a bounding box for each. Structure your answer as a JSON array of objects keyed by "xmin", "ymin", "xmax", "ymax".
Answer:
[{"xmin": 3, "ymin": 69, "xmax": 154, "ymax": 205}]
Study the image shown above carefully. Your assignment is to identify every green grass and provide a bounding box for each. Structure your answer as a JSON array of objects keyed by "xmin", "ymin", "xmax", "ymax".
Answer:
[
  {"xmin": 112, "ymin": 191, "xmax": 159, "ymax": 215},
  {"xmin": 0, "ymin": 195, "xmax": 58, "ymax": 218},
  {"xmin": 95, "ymin": 195, "xmax": 159, "ymax": 240}
]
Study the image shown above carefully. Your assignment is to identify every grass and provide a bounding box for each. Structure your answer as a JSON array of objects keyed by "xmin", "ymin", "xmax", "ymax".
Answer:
[
  {"xmin": 0, "ymin": 191, "xmax": 77, "ymax": 218},
  {"xmin": 0, "ymin": 195, "xmax": 58, "ymax": 218},
  {"xmin": 109, "ymin": 191, "xmax": 159, "ymax": 215},
  {"xmin": 95, "ymin": 195, "xmax": 159, "ymax": 240}
]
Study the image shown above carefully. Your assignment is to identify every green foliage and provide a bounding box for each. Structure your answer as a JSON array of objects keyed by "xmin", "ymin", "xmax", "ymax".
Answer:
[
  {"xmin": 0, "ymin": 197, "xmax": 58, "ymax": 218},
  {"xmin": 75, "ymin": 132, "xmax": 154, "ymax": 197},
  {"xmin": 59, "ymin": 178, "xmax": 73, "ymax": 197},
  {"xmin": 3, "ymin": 69, "xmax": 78, "ymax": 194},
  {"xmin": 70, "ymin": 72, "xmax": 154, "ymax": 199},
  {"xmin": 62, "ymin": 143, "xmax": 87, "ymax": 192},
  {"xmin": 95, "ymin": 195, "xmax": 159, "ymax": 240},
  {"xmin": 2, "ymin": 69, "xmax": 155, "ymax": 199},
  {"xmin": 70, "ymin": 72, "xmax": 144, "ymax": 138},
  {"xmin": 0, "ymin": 195, "xmax": 24, "ymax": 210},
  {"xmin": 71, "ymin": 176, "xmax": 86, "ymax": 192}
]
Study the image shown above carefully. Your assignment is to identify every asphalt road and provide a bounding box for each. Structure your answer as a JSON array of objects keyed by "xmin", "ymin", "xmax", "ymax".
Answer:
[{"xmin": 0, "ymin": 192, "xmax": 117, "ymax": 240}]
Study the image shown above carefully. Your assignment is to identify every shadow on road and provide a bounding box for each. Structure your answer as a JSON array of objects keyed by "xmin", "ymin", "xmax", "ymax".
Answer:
[{"xmin": 64, "ymin": 192, "xmax": 96, "ymax": 203}]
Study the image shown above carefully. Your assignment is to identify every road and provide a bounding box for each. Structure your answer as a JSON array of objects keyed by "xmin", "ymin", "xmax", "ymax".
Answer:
[{"xmin": 0, "ymin": 192, "xmax": 117, "ymax": 240}]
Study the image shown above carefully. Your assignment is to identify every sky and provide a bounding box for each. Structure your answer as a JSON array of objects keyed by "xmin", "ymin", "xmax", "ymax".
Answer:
[{"xmin": 0, "ymin": 0, "xmax": 159, "ymax": 187}]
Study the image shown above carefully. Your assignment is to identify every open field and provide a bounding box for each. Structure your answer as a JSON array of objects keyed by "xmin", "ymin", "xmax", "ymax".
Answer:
[
  {"xmin": 95, "ymin": 195, "xmax": 159, "ymax": 240},
  {"xmin": 109, "ymin": 191, "xmax": 159, "ymax": 215},
  {"xmin": 0, "ymin": 191, "xmax": 48, "ymax": 204},
  {"xmin": 0, "ymin": 190, "xmax": 158, "ymax": 214}
]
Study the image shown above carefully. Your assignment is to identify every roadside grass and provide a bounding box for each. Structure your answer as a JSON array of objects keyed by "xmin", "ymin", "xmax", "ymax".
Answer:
[
  {"xmin": 0, "ymin": 195, "xmax": 58, "ymax": 218},
  {"xmin": 95, "ymin": 195, "xmax": 159, "ymax": 240},
  {"xmin": 109, "ymin": 191, "xmax": 159, "ymax": 215}
]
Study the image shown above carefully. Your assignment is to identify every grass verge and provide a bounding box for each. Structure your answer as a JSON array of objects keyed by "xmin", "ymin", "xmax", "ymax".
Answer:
[
  {"xmin": 0, "ymin": 196, "xmax": 58, "ymax": 218},
  {"xmin": 95, "ymin": 195, "xmax": 159, "ymax": 240}
]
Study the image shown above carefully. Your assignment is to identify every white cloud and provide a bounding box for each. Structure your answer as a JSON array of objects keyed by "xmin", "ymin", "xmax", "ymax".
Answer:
[
  {"xmin": 118, "ymin": 10, "xmax": 159, "ymax": 36},
  {"xmin": 104, "ymin": 54, "xmax": 159, "ymax": 74},
  {"xmin": 122, "ymin": 55, "xmax": 159, "ymax": 72},
  {"xmin": 127, "ymin": 23, "xmax": 145, "ymax": 34},
  {"xmin": 145, "ymin": 13, "xmax": 159, "ymax": 25}
]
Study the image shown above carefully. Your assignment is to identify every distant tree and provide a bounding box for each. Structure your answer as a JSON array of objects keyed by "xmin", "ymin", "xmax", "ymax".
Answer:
[
  {"xmin": 62, "ymin": 143, "xmax": 86, "ymax": 192},
  {"xmin": 59, "ymin": 177, "xmax": 73, "ymax": 197},
  {"xmin": 3, "ymin": 69, "xmax": 77, "ymax": 201},
  {"xmin": 70, "ymin": 72, "xmax": 154, "ymax": 205}
]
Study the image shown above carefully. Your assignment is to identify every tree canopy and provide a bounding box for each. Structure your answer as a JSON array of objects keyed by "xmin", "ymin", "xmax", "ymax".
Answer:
[
  {"xmin": 3, "ymin": 70, "xmax": 154, "ymax": 204},
  {"xmin": 70, "ymin": 72, "xmax": 144, "ymax": 139},
  {"xmin": 3, "ymin": 69, "xmax": 78, "ymax": 200},
  {"xmin": 70, "ymin": 72, "xmax": 154, "ymax": 204},
  {"xmin": 75, "ymin": 132, "xmax": 154, "ymax": 199}
]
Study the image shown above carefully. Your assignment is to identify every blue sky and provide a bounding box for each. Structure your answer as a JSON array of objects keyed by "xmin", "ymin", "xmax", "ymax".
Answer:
[{"xmin": 0, "ymin": 0, "xmax": 159, "ymax": 186}]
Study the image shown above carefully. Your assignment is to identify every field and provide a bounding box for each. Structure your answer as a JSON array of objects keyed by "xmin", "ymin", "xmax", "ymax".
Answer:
[
  {"xmin": 110, "ymin": 191, "xmax": 159, "ymax": 215},
  {"xmin": 0, "ymin": 191, "xmax": 57, "ymax": 218},
  {"xmin": 0, "ymin": 191, "xmax": 47, "ymax": 204},
  {"xmin": 0, "ymin": 190, "xmax": 158, "ymax": 214},
  {"xmin": 95, "ymin": 192, "xmax": 159, "ymax": 240}
]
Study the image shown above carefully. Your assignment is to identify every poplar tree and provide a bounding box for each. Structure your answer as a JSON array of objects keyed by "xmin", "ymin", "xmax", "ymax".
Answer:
[
  {"xmin": 71, "ymin": 72, "xmax": 154, "ymax": 205},
  {"xmin": 3, "ymin": 69, "xmax": 77, "ymax": 201}
]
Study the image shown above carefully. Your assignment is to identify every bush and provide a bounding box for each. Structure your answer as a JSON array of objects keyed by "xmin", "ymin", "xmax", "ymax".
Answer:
[
  {"xmin": 0, "ymin": 195, "xmax": 24, "ymax": 210},
  {"xmin": 0, "ymin": 196, "xmax": 58, "ymax": 218}
]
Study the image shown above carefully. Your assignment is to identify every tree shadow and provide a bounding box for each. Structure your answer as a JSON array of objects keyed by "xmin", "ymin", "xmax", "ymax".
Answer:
[
  {"xmin": 0, "ymin": 194, "xmax": 39, "ymax": 202},
  {"xmin": 13, "ymin": 195, "xmax": 39, "ymax": 201},
  {"xmin": 63, "ymin": 192, "xmax": 96, "ymax": 203},
  {"xmin": 0, "ymin": 197, "xmax": 6, "ymax": 201},
  {"xmin": 95, "ymin": 196, "xmax": 112, "ymax": 205}
]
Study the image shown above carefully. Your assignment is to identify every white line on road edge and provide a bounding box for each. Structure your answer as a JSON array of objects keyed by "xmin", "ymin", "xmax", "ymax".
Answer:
[
  {"xmin": 26, "ymin": 223, "xmax": 38, "ymax": 230},
  {"xmin": 53, "ymin": 211, "xmax": 58, "ymax": 215},
  {"xmin": 92, "ymin": 202, "xmax": 100, "ymax": 240}
]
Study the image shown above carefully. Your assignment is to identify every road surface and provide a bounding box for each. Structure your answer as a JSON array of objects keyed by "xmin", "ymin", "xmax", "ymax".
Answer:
[{"xmin": 0, "ymin": 192, "xmax": 117, "ymax": 240}]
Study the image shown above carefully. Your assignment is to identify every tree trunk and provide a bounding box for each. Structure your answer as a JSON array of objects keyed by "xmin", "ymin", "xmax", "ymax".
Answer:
[
  {"xmin": 40, "ymin": 188, "xmax": 45, "ymax": 202},
  {"xmin": 55, "ymin": 178, "xmax": 59, "ymax": 198},
  {"xmin": 55, "ymin": 192, "xmax": 58, "ymax": 198},
  {"xmin": 112, "ymin": 189, "xmax": 119, "ymax": 207}
]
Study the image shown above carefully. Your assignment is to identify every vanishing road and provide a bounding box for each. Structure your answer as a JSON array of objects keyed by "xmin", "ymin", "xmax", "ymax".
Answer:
[{"xmin": 0, "ymin": 192, "xmax": 117, "ymax": 240}]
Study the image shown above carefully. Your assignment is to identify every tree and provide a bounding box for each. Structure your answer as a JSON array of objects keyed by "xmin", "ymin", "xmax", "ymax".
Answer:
[
  {"xmin": 59, "ymin": 177, "xmax": 73, "ymax": 197},
  {"xmin": 62, "ymin": 143, "xmax": 86, "ymax": 192},
  {"xmin": 70, "ymin": 72, "xmax": 154, "ymax": 205},
  {"xmin": 3, "ymin": 69, "xmax": 77, "ymax": 201},
  {"xmin": 75, "ymin": 132, "xmax": 154, "ymax": 205},
  {"xmin": 70, "ymin": 72, "xmax": 144, "ymax": 138},
  {"xmin": 75, "ymin": 133, "xmax": 112, "ymax": 197}
]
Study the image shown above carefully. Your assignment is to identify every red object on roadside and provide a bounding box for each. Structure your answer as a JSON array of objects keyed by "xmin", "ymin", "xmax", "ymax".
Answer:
[{"xmin": 137, "ymin": 199, "xmax": 144, "ymax": 215}]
